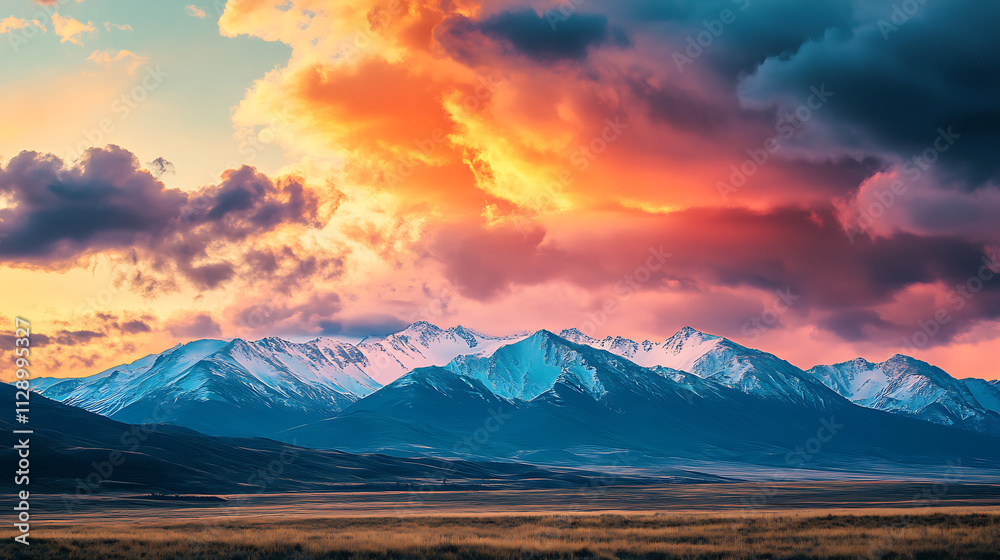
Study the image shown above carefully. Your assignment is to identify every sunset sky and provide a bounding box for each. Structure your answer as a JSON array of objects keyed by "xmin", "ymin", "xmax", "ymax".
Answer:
[{"xmin": 2, "ymin": 0, "xmax": 999, "ymax": 381}]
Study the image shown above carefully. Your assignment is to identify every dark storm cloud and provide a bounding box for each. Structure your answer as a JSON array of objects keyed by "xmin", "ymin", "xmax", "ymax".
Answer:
[
  {"xmin": 439, "ymin": 7, "xmax": 629, "ymax": 64},
  {"xmin": 183, "ymin": 262, "xmax": 236, "ymax": 290},
  {"xmin": 242, "ymin": 246, "xmax": 344, "ymax": 292},
  {"xmin": 54, "ymin": 329, "xmax": 105, "ymax": 346},
  {"xmin": 609, "ymin": 0, "xmax": 854, "ymax": 77},
  {"xmin": 819, "ymin": 309, "xmax": 901, "ymax": 343},
  {"xmin": 0, "ymin": 146, "xmax": 330, "ymax": 290},
  {"xmin": 429, "ymin": 207, "xmax": 1000, "ymax": 346},
  {"xmin": 0, "ymin": 147, "xmax": 186, "ymax": 260},
  {"xmin": 740, "ymin": 0, "xmax": 1000, "ymax": 188},
  {"xmin": 626, "ymin": 74, "xmax": 731, "ymax": 132},
  {"xmin": 120, "ymin": 320, "xmax": 152, "ymax": 334},
  {"xmin": 169, "ymin": 313, "xmax": 222, "ymax": 338},
  {"xmin": 229, "ymin": 292, "xmax": 344, "ymax": 336},
  {"xmin": 182, "ymin": 165, "xmax": 322, "ymax": 237}
]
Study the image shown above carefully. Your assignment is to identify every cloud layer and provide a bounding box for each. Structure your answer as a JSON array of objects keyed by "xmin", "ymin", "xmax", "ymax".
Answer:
[{"xmin": 4, "ymin": 0, "xmax": 1000, "ymax": 380}]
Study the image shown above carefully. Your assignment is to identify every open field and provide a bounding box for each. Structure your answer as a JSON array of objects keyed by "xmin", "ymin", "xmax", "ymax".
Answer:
[
  {"xmin": 7, "ymin": 483, "xmax": 1000, "ymax": 558},
  {"xmin": 5, "ymin": 510, "xmax": 1000, "ymax": 559},
  {"xmin": 33, "ymin": 482, "xmax": 1000, "ymax": 523}
]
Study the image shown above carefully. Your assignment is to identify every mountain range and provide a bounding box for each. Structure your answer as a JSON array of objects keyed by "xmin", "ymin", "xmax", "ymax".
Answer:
[
  {"xmin": 805, "ymin": 356, "xmax": 1000, "ymax": 435},
  {"xmin": 33, "ymin": 323, "xmax": 525, "ymax": 437},
  {"xmin": 31, "ymin": 322, "xmax": 1000, "ymax": 477},
  {"xmin": 560, "ymin": 328, "xmax": 1000, "ymax": 436}
]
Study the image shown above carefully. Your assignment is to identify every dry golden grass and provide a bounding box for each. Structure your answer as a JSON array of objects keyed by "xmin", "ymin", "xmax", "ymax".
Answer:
[{"xmin": 5, "ymin": 510, "xmax": 999, "ymax": 559}]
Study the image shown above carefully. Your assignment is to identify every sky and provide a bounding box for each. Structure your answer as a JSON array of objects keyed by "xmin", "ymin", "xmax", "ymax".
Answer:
[{"xmin": 1, "ymin": 0, "xmax": 998, "ymax": 382}]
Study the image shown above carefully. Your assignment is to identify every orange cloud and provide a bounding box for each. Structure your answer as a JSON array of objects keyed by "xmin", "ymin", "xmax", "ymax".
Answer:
[
  {"xmin": 0, "ymin": 16, "xmax": 46, "ymax": 34},
  {"xmin": 51, "ymin": 12, "xmax": 95, "ymax": 45},
  {"xmin": 87, "ymin": 49, "xmax": 148, "ymax": 74},
  {"xmin": 185, "ymin": 5, "xmax": 207, "ymax": 19},
  {"xmin": 5, "ymin": 0, "xmax": 998, "ymax": 383}
]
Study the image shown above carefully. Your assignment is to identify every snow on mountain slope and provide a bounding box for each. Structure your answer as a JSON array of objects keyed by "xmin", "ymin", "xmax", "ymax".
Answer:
[
  {"xmin": 30, "ymin": 320, "xmax": 1000, "ymax": 441},
  {"xmin": 560, "ymin": 326, "xmax": 840, "ymax": 407},
  {"xmin": 284, "ymin": 330, "xmax": 1000, "ymax": 475},
  {"xmin": 356, "ymin": 322, "xmax": 529, "ymax": 384},
  {"xmin": 31, "ymin": 322, "xmax": 527, "ymax": 436},
  {"xmin": 445, "ymin": 330, "xmax": 732, "ymax": 405},
  {"xmin": 964, "ymin": 378, "xmax": 1000, "ymax": 415},
  {"xmin": 445, "ymin": 331, "xmax": 608, "ymax": 400},
  {"xmin": 560, "ymin": 326, "xmax": 722, "ymax": 371},
  {"xmin": 805, "ymin": 356, "xmax": 1000, "ymax": 436},
  {"xmin": 44, "ymin": 339, "xmax": 230, "ymax": 416},
  {"xmin": 32, "ymin": 336, "xmax": 378, "ymax": 435}
]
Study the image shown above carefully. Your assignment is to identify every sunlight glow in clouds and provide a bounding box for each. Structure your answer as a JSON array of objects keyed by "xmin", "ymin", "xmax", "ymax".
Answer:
[{"xmin": 1, "ymin": 0, "xmax": 999, "ymax": 382}]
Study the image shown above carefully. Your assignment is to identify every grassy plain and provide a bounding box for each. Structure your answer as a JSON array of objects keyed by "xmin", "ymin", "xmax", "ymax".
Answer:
[{"xmin": 5, "ymin": 509, "xmax": 999, "ymax": 559}]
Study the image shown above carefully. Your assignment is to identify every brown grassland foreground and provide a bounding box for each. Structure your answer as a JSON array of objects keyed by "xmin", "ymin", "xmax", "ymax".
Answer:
[{"xmin": 3, "ymin": 510, "xmax": 1000, "ymax": 560}]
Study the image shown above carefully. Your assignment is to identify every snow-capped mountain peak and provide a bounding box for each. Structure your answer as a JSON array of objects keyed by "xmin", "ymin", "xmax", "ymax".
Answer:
[
  {"xmin": 805, "ymin": 355, "xmax": 1000, "ymax": 436},
  {"xmin": 557, "ymin": 325, "xmax": 835, "ymax": 406},
  {"xmin": 355, "ymin": 322, "xmax": 530, "ymax": 384},
  {"xmin": 445, "ymin": 330, "xmax": 610, "ymax": 401},
  {"xmin": 29, "ymin": 321, "xmax": 1000, "ymax": 441},
  {"xmin": 32, "ymin": 322, "xmax": 531, "ymax": 433}
]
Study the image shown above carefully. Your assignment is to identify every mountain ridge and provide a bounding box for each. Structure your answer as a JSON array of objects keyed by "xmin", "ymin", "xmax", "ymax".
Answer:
[
  {"xmin": 804, "ymin": 354, "xmax": 1000, "ymax": 436},
  {"xmin": 30, "ymin": 322, "xmax": 1000, "ymax": 442},
  {"xmin": 280, "ymin": 328, "xmax": 1000, "ymax": 478}
]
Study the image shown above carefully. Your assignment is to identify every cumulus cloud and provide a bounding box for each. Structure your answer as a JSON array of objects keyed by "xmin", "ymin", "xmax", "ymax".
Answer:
[
  {"xmin": 8, "ymin": 0, "xmax": 1000, "ymax": 379},
  {"xmin": 739, "ymin": 0, "xmax": 1000, "ymax": 188},
  {"xmin": 185, "ymin": 5, "xmax": 207, "ymax": 19},
  {"xmin": 426, "ymin": 207, "xmax": 1000, "ymax": 347},
  {"xmin": 200, "ymin": 0, "xmax": 1000, "ymax": 351},
  {"xmin": 53, "ymin": 329, "xmax": 104, "ymax": 346},
  {"xmin": 87, "ymin": 49, "xmax": 148, "ymax": 74},
  {"xmin": 0, "ymin": 147, "xmax": 187, "ymax": 260},
  {"xmin": 0, "ymin": 146, "xmax": 336, "ymax": 291},
  {"xmin": 168, "ymin": 313, "xmax": 221, "ymax": 338},
  {"xmin": 51, "ymin": 12, "xmax": 95, "ymax": 44},
  {"xmin": 0, "ymin": 16, "xmax": 47, "ymax": 34}
]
